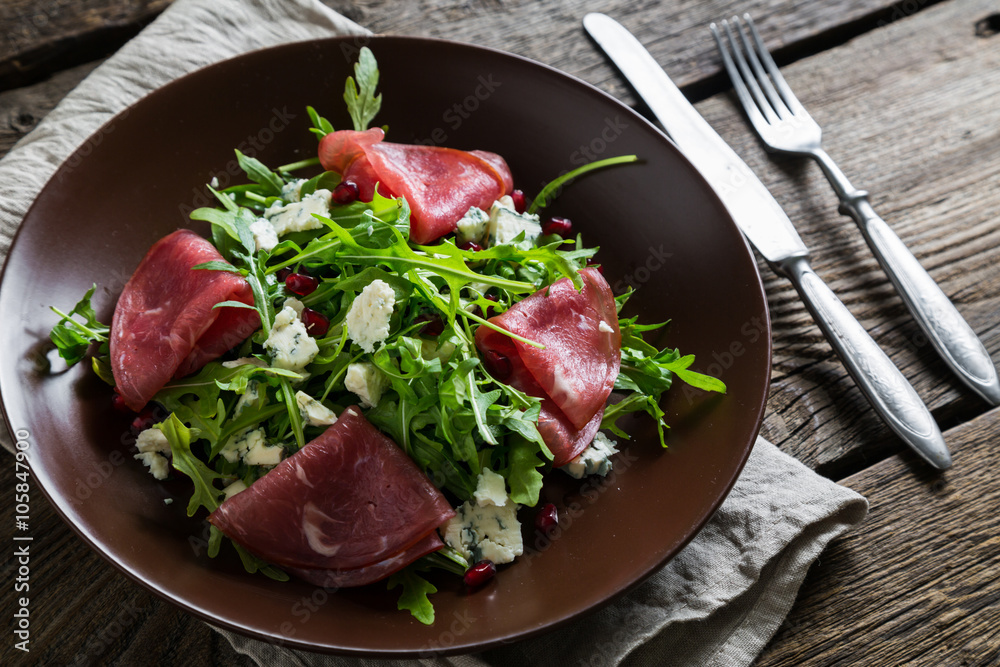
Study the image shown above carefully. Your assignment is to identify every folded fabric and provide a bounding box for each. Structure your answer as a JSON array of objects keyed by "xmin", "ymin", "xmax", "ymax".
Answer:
[{"xmin": 0, "ymin": 0, "xmax": 868, "ymax": 664}]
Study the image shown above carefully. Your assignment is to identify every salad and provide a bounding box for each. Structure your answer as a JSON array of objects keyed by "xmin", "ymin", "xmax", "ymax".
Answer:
[{"xmin": 48, "ymin": 48, "xmax": 725, "ymax": 624}]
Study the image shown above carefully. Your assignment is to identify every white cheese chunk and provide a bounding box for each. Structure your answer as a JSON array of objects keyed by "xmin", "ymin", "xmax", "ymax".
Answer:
[
  {"xmin": 220, "ymin": 427, "xmax": 284, "ymax": 467},
  {"xmin": 346, "ymin": 279, "xmax": 395, "ymax": 353},
  {"xmin": 344, "ymin": 362, "xmax": 389, "ymax": 408},
  {"xmin": 134, "ymin": 427, "xmax": 172, "ymax": 480},
  {"xmin": 473, "ymin": 468, "xmax": 508, "ymax": 508},
  {"xmin": 264, "ymin": 303, "xmax": 319, "ymax": 372},
  {"xmin": 440, "ymin": 499, "xmax": 523, "ymax": 565},
  {"xmin": 455, "ymin": 206, "xmax": 491, "ymax": 245},
  {"xmin": 561, "ymin": 432, "xmax": 619, "ymax": 479},
  {"xmin": 295, "ymin": 391, "xmax": 338, "ymax": 426},
  {"xmin": 281, "ymin": 178, "xmax": 306, "ymax": 203},
  {"xmin": 233, "ymin": 380, "xmax": 260, "ymax": 417},
  {"xmin": 598, "ymin": 320, "xmax": 614, "ymax": 333},
  {"xmin": 249, "ymin": 217, "xmax": 279, "ymax": 252},
  {"xmin": 264, "ymin": 189, "xmax": 332, "ymax": 236},
  {"xmin": 221, "ymin": 479, "xmax": 247, "ymax": 500},
  {"xmin": 486, "ymin": 196, "xmax": 541, "ymax": 247}
]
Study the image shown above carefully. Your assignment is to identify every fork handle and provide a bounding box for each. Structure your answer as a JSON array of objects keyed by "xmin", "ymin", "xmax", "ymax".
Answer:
[
  {"xmin": 776, "ymin": 255, "xmax": 951, "ymax": 468},
  {"xmin": 811, "ymin": 148, "xmax": 1000, "ymax": 406}
]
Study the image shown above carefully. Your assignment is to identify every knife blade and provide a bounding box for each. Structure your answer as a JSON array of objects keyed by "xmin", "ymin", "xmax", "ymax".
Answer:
[{"xmin": 584, "ymin": 12, "xmax": 952, "ymax": 469}]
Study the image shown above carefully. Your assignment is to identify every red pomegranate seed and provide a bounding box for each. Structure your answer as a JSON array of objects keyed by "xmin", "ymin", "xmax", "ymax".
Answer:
[
  {"xmin": 510, "ymin": 189, "xmax": 526, "ymax": 213},
  {"xmin": 459, "ymin": 241, "xmax": 483, "ymax": 252},
  {"xmin": 586, "ymin": 258, "xmax": 604, "ymax": 274},
  {"xmin": 542, "ymin": 216, "xmax": 573, "ymax": 236},
  {"xmin": 535, "ymin": 503, "xmax": 559, "ymax": 535},
  {"xmin": 416, "ymin": 313, "xmax": 444, "ymax": 337},
  {"xmin": 484, "ymin": 293, "xmax": 500, "ymax": 318},
  {"xmin": 301, "ymin": 307, "xmax": 330, "ymax": 337},
  {"xmin": 332, "ymin": 180, "xmax": 359, "ymax": 205},
  {"xmin": 463, "ymin": 560, "xmax": 497, "ymax": 589},
  {"xmin": 131, "ymin": 407, "xmax": 158, "ymax": 433},
  {"xmin": 275, "ymin": 267, "xmax": 293, "ymax": 282},
  {"xmin": 285, "ymin": 272, "xmax": 319, "ymax": 296},
  {"xmin": 111, "ymin": 390, "xmax": 132, "ymax": 414},
  {"xmin": 483, "ymin": 350, "xmax": 512, "ymax": 380}
]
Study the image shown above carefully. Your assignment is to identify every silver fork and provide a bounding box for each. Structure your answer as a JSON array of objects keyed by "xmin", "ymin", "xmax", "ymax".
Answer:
[{"xmin": 712, "ymin": 14, "xmax": 1000, "ymax": 406}]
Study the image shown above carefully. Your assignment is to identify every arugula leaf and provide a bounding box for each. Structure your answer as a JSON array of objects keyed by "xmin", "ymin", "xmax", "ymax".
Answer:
[
  {"xmin": 344, "ymin": 46, "xmax": 382, "ymax": 132},
  {"xmin": 387, "ymin": 567, "xmax": 437, "ymax": 625},
  {"xmin": 234, "ymin": 150, "xmax": 284, "ymax": 197},
  {"xmin": 528, "ymin": 155, "xmax": 639, "ymax": 214},
  {"xmin": 307, "ymin": 105, "xmax": 335, "ymax": 140},
  {"xmin": 157, "ymin": 414, "xmax": 226, "ymax": 517},
  {"xmin": 49, "ymin": 285, "xmax": 110, "ymax": 365},
  {"xmin": 506, "ymin": 436, "xmax": 546, "ymax": 506}
]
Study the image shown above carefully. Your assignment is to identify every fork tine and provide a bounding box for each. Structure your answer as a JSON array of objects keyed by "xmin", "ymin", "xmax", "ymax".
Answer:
[
  {"xmin": 732, "ymin": 16, "xmax": 791, "ymax": 120},
  {"xmin": 710, "ymin": 22, "xmax": 767, "ymax": 129},
  {"xmin": 742, "ymin": 14, "xmax": 804, "ymax": 115},
  {"xmin": 716, "ymin": 18, "xmax": 780, "ymax": 126}
]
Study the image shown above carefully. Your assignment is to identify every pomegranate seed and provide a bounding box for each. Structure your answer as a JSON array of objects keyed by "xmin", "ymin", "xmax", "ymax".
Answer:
[
  {"xmin": 416, "ymin": 313, "xmax": 444, "ymax": 337},
  {"xmin": 483, "ymin": 350, "xmax": 512, "ymax": 380},
  {"xmin": 542, "ymin": 216, "xmax": 573, "ymax": 236},
  {"xmin": 535, "ymin": 503, "xmax": 559, "ymax": 535},
  {"xmin": 332, "ymin": 180, "xmax": 359, "ymax": 205},
  {"xmin": 131, "ymin": 407, "xmax": 158, "ymax": 434},
  {"xmin": 463, "ymin": 560, "xmax": 497, "ymax": 589},
  {"xmin": 275, "ymin": 267, "xmax": 293, "ymax": 282},
  {"xmin": 301, "ymin": 308, "xmax": 330, "ymax": 337},
  {"xmin": 510, "ymin": 189, "xmax": 526, "ymax": 213},
  {"xmin": 484, "ymin": 294, "xmax": 500, "ymax": 318},
  {"xmin": 285, "ymin": 272, "xmax": 318, "ymax": 296},
  {"xmin": 111, "ymin": 391, "xmax": 132, "ymax": 414},
  {"xmin": 586, "ymin": 258, "xmax": 604, "ymax": 274},
  {"xmin": 459, "ymin": 241, "xmax": 483, "ymax": 252}
]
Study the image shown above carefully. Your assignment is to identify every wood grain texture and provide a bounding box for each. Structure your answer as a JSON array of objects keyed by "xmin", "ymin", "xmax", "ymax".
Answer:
[
  {"xmin": 0, "ymin": 454, "xmax": 252, "ymax": 666},
  {"xmin": 0, "ymin": 0, "xmax": 172, "ymax": 88},
  {"xmin": 755, "ymin": 407, "xmax": 1000, "ymax": 667},
  {"xmin": 698, "ymin": 0, "xmax": 1000, "ymax": 472}
]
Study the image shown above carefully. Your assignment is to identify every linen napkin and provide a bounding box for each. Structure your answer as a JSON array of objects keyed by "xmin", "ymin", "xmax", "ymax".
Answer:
[{"xmin": 0, "ymin": 0, "xmax": 868, "ymax": 664}]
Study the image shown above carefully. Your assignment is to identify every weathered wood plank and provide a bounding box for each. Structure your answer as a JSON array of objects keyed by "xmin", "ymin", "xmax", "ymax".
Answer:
[
  {"xmin": 755, "ymin": 407, "xmax": 1000, "ymax": 667},
  {"xmin": 0, "ymin": 455, "xmax": 253, "ymax": 665},
  {"xmin": 0, "ymin": 0, "xmax": 943, "ymax": 93},
  {"xmin": 696, "ymin": 0, "xmax": 1000, "ymax": 472},
  {"xmin": 0, "ymin": 59, "xmax": 101, "ymax": 155},
  {"xmin": 0, "ymin": 0, "xmax": 172, "ymax": 88}
]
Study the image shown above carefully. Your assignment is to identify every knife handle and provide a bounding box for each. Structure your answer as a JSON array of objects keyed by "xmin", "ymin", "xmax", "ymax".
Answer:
[
  {"xmin": 811, "ymin": 148, "xmax": 1000, "ymax": 406},
  {"xmin": 778, "ymin": 255, "xmax": 952, "ymax": 469}
]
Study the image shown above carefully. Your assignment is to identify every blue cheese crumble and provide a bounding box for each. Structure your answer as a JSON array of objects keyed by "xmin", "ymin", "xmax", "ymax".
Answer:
[
  {"xmin": 264, "ymin": 299, "xmax": 319, "ymax": 372},
  {"xmin": 249, "ymin": 217, "xmax": 279, "ymax": 252},
  {"xmin": 295, "ymin": 390, "xmax": 338, "ymax": 426},
  {"xmin": 344, "ymin": 362, "xmax": 389, "ymax": 408},
  {"xmin": 134, "ymin": 427, "xmax": 172, "ymax": 480},
  {"xmin": 346, "ymin": 279, "xmax": 395, "ymax": 353},
  {"xmin": 486, "ymin": 195, "xmax": 542, "ymax": 247},
  {"xmin": 560, "ymin": 432, "xmax": 619, "ymax": 479},
  {"xmin": 455, "ymin": 206, "xmax": 491, "ymax": 245},
  {"xmin": 440, "ymin": 469, "xmax": 523, "ymax": 564},
  {"xmin": 264, "ymin": 189, "xmax": 332, "ymax": 236},
  {"xmin": 219, "ymin": 427, "xmax": 284, "ymax": 467}
]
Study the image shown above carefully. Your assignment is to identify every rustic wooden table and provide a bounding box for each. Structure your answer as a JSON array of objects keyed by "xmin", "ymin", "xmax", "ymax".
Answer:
[{"xmin": 3, "ymin": 0, "xmax": 999, "ymax": 664}]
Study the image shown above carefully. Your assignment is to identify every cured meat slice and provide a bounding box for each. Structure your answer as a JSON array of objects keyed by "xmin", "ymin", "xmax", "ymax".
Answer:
[
  {"xmin": 111, "ymin": 229, "xmax": 259, "ymax": 411},
  {"xmin": 208, "ymin": 406, "xmax": 454, "ymax": 573},
  {"xmin": 286, "ymin": 532, "xmax": 445, "ymax": 588},
  {"xmin": 475, "ymin": 268, "xmax": 621, "ymax": 466},
  {"xmin": 318, "ymin": 129, "xmax": 513, "ymax": 245}
]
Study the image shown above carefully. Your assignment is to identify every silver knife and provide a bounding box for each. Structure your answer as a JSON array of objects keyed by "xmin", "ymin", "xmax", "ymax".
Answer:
[{"xmin": 583, "ymin": 12, "xmax": 952, "ymax": 469}]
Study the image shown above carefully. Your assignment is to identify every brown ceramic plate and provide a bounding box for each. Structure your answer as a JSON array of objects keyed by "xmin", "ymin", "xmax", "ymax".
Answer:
[{"xmin": 0, "ymin": 36, "xmax": 770, "ymax": 655}]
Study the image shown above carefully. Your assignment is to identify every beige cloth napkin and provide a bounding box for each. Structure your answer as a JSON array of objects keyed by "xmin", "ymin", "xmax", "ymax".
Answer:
[{"xmin": 0, "ymin": 0, "xmax": 868, "ymax": 664}]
